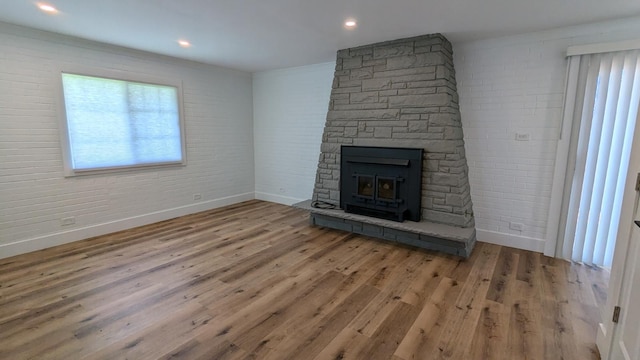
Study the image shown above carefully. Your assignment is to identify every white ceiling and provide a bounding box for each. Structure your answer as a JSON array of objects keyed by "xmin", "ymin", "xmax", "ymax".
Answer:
[{"xmin": 2, "ymin": 0, "xmax": 640, "ymax": 72}]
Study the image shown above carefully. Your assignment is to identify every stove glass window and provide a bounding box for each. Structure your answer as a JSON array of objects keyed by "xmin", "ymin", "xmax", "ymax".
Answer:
[
  {"xmin": 377, "ymin": 177, "xmax": 395, "ymax": 201},
  {"xmin": 357, "ymin": 175, "xmax": 374, "ymax": 198}
]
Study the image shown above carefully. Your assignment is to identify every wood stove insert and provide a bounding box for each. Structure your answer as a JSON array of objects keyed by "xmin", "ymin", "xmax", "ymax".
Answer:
[{"xmin": 340, "ymin": 146, "xmax": 423, "ymax": 222}]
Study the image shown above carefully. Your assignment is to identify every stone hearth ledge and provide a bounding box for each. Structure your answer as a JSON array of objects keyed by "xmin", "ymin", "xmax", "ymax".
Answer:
[{"xmin": 293, "ymin": 200, "xmax": 476, "ymax": 258}]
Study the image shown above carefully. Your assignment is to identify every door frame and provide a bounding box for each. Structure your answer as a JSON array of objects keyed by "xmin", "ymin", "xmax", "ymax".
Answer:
[{"xmin": 596, "ymin": 110, "xmax": 640, "ymax": 358}]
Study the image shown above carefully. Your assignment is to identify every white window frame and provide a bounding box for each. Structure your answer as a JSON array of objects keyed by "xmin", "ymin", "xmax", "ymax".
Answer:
[{"xmin": 57, "ymin": 68, "xmax": 187, "ymax": 177}]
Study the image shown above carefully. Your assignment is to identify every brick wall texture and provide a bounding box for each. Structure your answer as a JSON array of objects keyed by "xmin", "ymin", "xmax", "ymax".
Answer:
[
  {"xmin": 0, "ymin": 23, "xmax": 254, "ymax": 246},
  {"xmin": 313, "ymin": 34, "xmax": 475, "ymax": 228}
]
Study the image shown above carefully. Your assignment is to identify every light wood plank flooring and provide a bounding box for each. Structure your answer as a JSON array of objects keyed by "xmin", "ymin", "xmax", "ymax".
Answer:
[{"xmin": 0, "ymin": 200, "xmax": 604, "ymax": 359}]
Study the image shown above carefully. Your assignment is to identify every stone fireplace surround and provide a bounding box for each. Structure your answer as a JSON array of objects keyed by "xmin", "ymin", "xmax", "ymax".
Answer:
[{"xmin": 295, "ymin": 34, "xmax": 476, "ymax": 257}]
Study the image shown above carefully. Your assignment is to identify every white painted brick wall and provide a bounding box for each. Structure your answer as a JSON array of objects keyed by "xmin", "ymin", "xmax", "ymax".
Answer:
[
  {"xmin": 3, "ymin": 15, "xmax": 640, "ymax": 256},
  {"xmin": 253, "ymin": 63, "xmax": 334, "ymax": 205},
  {"xmin": 252, "ymin": 16, "xmax": 640, "ymax": 251},
  {"xmin": 455, "ymin": 16, "xmax": 640, "ymax": 244},
  {"xmin": 0, "ymin": 23, "xmax": 254, "ymax": 253}
]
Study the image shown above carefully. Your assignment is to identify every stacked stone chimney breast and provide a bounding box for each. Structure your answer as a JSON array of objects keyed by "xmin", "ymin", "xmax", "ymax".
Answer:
[{"xmin": 313, "ymin": 34, "xmax": 475, "ymax": 228}]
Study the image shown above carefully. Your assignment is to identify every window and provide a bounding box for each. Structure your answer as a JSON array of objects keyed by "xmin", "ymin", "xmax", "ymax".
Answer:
[
  {"xmin": 559, "ymin": 49, "xmax": 640, "ymax": 268},
  {"xmin": 59, "ymin": 72, "xmax": 185, "ymax": 176}
]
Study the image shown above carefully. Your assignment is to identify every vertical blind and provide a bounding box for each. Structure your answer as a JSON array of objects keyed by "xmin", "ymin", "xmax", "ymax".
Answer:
[
  {"xmin": 561, "ymin": 49, "xmax": 640, "ymax": 268},
  {"xmin": 61, "ymin": 73, "xmax": 183, "ymax": 172}
]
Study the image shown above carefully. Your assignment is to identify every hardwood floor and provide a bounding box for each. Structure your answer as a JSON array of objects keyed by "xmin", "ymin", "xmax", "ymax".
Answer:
[{"xmin": 0, "ymin": 200, "xmax": 604, "ymax": 359}]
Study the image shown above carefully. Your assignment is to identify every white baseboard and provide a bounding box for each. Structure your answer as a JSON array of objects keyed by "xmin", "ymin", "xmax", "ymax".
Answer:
[
  {"xmin": 254, "ymin": 192, "xmax": 305, "ymax": 206},
  {"xmin": 476, "ymin": 229, "xmax": 546, "ymax": 253},
  {"xmin": 0, "ymin": 192, "xmax": 255, "ymax": 260},
  {"xmin": 1, "ymin": 199, "xmax": 551, "ymax": 260}
]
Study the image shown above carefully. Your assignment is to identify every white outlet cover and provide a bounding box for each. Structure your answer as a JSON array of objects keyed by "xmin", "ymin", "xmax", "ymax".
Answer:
[
  {"xmin": 61, "ymin": 217, "xmax": 76, "ymax": 226},
  {"xmin": 509, "ymin": 222, "xmax": 524, "ymax": 231}
]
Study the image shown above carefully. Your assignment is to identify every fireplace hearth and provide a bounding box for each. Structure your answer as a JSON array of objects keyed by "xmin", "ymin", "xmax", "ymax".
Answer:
[{"xmin": 340, "ymin": 146, "xmax": 422, "ymax": 222}]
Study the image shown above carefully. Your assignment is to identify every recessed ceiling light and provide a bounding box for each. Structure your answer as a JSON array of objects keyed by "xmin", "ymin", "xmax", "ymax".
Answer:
[
  {"xmin": 344, "ymin": 19, "xmax": 357, "ymax": 29},
  {"xmin": 37, "ymin": 2, "xmax": 59, "ymax": 14},
  {"xmin": 178, "ymin": 40, "xmax": 191, "ymax": 48}
]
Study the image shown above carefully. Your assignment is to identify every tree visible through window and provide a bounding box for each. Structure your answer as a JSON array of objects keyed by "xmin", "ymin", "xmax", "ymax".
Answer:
[{"xmin": 60, "ymin": 73, "xmax": 185, "ymax": 175}]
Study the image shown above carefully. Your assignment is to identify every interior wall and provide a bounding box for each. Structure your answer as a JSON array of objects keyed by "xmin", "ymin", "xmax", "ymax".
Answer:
[
  {"xmin": 4, "ymin": 16, "xmax": 640, "ymax": 258},
  {"xmin": 252, "ymin": 16, "xmax": 640, "ymax": 252},
  {"xmin": 454, "ymin": 16, "xmax": 640, "ymax": 251},
  {"xmin": 253, "ymin": 62, "xmax": 334, "ymax": 205},
  {"xmin": 0, "ymin": 22, "xmax": 255, "ymax": 258}
]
